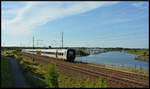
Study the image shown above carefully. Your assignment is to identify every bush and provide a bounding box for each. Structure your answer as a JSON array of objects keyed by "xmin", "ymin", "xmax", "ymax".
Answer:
[
  {"xmin": 12, "ymin": 50, "xmax": 17, "ymax": 55},
  {"xmin": 83, "ymin": 78, "xmax": 95, "ymax": 88},
  {"xmin": 77, "ymin": 77, "xmax": 106, "ymax": 88},
  {"xmin": 95, "ymin": 77, "xmax": 107, "ymax": 88},
  {"xmin": 45, "ymin": 62, "xmax": 59, "ymax": 88}
]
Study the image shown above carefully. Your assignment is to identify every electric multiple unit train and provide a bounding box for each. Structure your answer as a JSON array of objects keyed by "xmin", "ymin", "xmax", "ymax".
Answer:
[{"xmin": 22, "ymin": 49, "xmax": 76, "ymax": 62}]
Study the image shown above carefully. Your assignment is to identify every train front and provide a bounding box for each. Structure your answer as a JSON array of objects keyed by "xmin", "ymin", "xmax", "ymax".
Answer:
[{"xmin": 67, "ymin": 49, "xmax": 76, "ymax": 62}]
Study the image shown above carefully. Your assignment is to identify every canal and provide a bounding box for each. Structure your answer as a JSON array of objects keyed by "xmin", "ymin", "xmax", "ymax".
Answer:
[{"xmin": 75, "ymin": 51, "xmax": 149, "ymax": 71}]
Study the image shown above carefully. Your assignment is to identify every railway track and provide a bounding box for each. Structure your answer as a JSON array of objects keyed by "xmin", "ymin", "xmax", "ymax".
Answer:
[
  {"xmin": 75, "ymin": 63, "xmax": 149, "ymax": 83},
  {"xmin": 53, "ymin": 60, "xmax": 149, "ymax": 88},
  {"xmin": 20, "ymin": 52, "xmax": 149, "ymax": 88}
]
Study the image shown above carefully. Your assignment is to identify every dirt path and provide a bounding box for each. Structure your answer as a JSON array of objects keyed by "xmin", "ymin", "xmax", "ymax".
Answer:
[{"xmin": 8, "ymin": 57, "xmax": 31, "ymax": 88}]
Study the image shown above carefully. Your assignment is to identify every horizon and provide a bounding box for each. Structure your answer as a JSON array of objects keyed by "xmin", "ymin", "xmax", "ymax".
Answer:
[
  {"xmin": 1, "ymin": 46, "xmax": 149, "ymax": 49},
  {"xmin": 2, "ymin": 1, "xmax": 149, "ymax": 48}
]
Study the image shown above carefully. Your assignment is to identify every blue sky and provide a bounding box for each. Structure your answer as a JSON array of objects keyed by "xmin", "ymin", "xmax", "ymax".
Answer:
[{"xmin": 2, "ymin": 1, "xmax": 149, "ymax": 48}]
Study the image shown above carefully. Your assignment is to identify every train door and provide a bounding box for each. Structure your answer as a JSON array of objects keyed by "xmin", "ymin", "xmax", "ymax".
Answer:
[
  {"xmin": 36, "ymin": 51, "xmax": 38, "ymax": 55},
  {"xmin": 56, "ymin": 50, "xmax": 58, "ymax": 58},
  {"xmin": 40, "ymin": 50, "xmax": 41, "ymax": 56},
  {"xmin": 36, "ymin": 50, "xmax": 41, "ymax": 56}
]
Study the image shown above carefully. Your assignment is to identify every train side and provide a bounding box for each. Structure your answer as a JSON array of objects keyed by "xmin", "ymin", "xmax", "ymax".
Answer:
[{"xmin": 22, "ymin": 49, "xmax": 76, "ymax": 61}]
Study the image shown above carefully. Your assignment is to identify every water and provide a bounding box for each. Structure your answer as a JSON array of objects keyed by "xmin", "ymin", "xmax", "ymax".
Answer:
[{"xmin": 75, "ymin": 51, "xmax": 149, "ymax": 71}]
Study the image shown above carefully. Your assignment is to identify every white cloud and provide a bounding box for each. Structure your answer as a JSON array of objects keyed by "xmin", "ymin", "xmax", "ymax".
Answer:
[
  {"xmin": 2, "ymin": 1, "xmax": 118, "ymax": 36},
  {"xmin": 132, "ymin": 2, "xmax": 148, "ymax": 9}
]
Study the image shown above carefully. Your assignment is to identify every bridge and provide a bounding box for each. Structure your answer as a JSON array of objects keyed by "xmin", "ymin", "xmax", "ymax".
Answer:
[{"xmin": 83, "ymin": 48, "xmax": 106, "ymax": 55}]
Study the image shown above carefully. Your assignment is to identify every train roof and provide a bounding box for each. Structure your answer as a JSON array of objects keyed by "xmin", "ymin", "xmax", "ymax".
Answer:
[{"xmin": 22, "ymin": 49, "xmax": 75, "ymax": 53}]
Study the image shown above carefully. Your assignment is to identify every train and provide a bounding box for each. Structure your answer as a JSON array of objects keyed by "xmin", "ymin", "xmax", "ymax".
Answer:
[{"xmin": 22, "ymin": 49, "xmax": 76, "ymax": 62}]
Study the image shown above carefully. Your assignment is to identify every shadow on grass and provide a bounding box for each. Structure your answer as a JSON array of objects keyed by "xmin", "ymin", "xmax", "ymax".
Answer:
[{"xmin": 24, "ymin": 71, "xmax": 47, "ymax": 88}]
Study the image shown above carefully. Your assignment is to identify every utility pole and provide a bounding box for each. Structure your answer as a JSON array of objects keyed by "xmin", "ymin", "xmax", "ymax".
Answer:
[
  {"xmin": 37, "ymin": 40, "xmax": 38, "ymax": 48},
  {"xmin": 33, "ymin": 36, "xmax": 34, "ymax": 49},
  {"xmin": 32, "ymin": 36, "xmax": 34, "ymax": 61},
  {"xmin": 20, "ymin": 42, "xmax": 22, "ymax": 47},
  {"xmin": 62, "ymin": 32, "xmax": 63, "ymax": 48},
  {"xmin": 37, "ymin": 40, "xmax": 43, "ymax": 48},
  {"xmin": 37, "ymin": 40, "xmax": 40, "ymax": 48}
]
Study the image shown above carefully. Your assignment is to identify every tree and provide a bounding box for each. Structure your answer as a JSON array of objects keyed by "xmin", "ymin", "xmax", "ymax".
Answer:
[
  {"xmin": 45, "ymin": 62, "xmax": 59, "ymax": 88},
  {"xmin": 49, "ymin": 46, "xmax": 51, "ymax": 48}
]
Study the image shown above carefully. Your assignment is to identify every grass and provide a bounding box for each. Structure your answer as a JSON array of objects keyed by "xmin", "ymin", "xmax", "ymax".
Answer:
[
  {"xmin": 2, "ymin": 50, "xmax": 16, "ymax": 53},
  {"xmin": 124, "ymin": 49, "xmax": 149, "ymax": 62},
  {"xmin": 1, "ymin": 55, "xmax": 13, "ymax": 88},
  {"xmin": 58, "ymin": 74, "xmax": 106, "ymax": 88}
]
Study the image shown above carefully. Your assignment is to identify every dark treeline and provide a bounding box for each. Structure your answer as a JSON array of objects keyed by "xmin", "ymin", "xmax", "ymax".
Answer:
[
  {"xmin": 1, "ymin": 46, "xmax": 148, "ymax": 51},
  {"xmin": 1, "ymin": 47, "xmax": 47, "ymax": 51},
  {"xmin": 104, "ymin": 47, "xmax": 148, "ymax": 51}
]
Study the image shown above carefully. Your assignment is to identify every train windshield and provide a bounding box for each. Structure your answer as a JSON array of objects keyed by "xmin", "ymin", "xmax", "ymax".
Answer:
[{"xmin": 69, "ymin": 51, "xmax": 74, "ymax": 55}]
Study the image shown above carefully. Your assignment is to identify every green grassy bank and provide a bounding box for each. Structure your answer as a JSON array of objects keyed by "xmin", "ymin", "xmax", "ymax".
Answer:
[
  {"xmin": 124, "ymin": 49, "xmax": 149, "ymax": 62},
  {"xmin": 1, "ymin": 55, "xmax": 13, "ymax": 88}
]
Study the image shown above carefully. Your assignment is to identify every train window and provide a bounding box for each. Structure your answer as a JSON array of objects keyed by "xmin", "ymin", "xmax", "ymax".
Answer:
[
  {"xmin": 41, "ymin": 52, "xmax": 56, "ymax": 55},
  {"xmin": 30, "ymin": 51, "xmax": 36, "ymax": 53},
  {"xmin": 58, "ymin": 52, "xmax": 63, "ymax": 56}
]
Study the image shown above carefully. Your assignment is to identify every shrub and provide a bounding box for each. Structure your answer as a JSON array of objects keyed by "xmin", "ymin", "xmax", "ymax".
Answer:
[
  {"xmin": 95, "ymin": 77, "xmax": 107, "ymax": 88},
  {"xmin": 12, "ymin": 50, "xmax": 17, "ymax": 55},
  {"xmin": 45, "ymin": 62, "xmax": 59, "ymax": 88},
  {"xmin": 67, "ymin": 77, "xmax": 107, "ymax": 88},
  {"xmin": 83, "ymin": 78, "xmax": 95, "ymax": 88}
]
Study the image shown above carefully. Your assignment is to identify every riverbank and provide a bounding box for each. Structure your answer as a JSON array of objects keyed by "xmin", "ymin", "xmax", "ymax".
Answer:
[
  {"xmin": 74, "ymin": 59, "xmax": 148, "ymax": 75},
  {"xmin": 87, "ymin": 63, "xmax": 148, "ymax": 75},
  {"xmin": 124, "ymin": 49, "xmax": 149, "ymax": 62}
]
